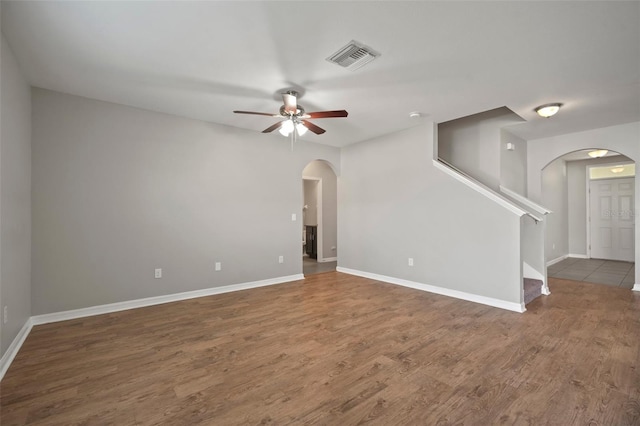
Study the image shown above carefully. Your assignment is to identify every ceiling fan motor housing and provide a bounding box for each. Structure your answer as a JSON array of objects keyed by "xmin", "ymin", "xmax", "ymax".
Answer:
[{"xmin": 279, "ymin": 104, "xmax": 305, "ymax": 117}]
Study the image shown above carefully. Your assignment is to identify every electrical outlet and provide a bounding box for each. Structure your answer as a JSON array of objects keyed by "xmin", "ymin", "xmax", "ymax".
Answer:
[
  {"xmin": 408, "ymin": 258, "xmax": 414, "ymax": 267},
  {"xmin": 154, "ymin": 268, "xmax": 162, "ymax": 279},
  {"xmin": 215, "ymin": 262, "xmax": 221, "ymax": 271},
  {"xmin": 3, "ymin": 306, "xmax": 7, "ymax": 324},
  {"xmin": 278, "ymin": 255, "xmax": 284, "ymax": 264},
  {"xmin": 552, "ymin": 243, "xmax": 556, "ymax": 250},
  {"xmin": 291, "ymin": 213, "xmax": 297, "ymax": 221}
]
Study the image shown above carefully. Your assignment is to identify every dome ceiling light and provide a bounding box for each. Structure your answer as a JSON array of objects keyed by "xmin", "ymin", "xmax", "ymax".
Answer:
[
  {"xmin": 535, "ymin": 103, "xmax": 562, "ymax": 118},
  {"xmin": 588, "ymin": 149, "xmax": 608, "ymax": 158}
]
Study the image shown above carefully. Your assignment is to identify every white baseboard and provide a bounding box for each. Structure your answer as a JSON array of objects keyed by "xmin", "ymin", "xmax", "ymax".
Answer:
[
  {"xmin": 336, "ymin": 267, "xmax": 525, "ymax": 313},
  {"xmin": 546, "ymin": 255, "xmax": 568, "ymax": 266},
  {"xmin": 318, "ymin": 257, "xmax": 337, "ymax": 263},
  {"xmin": 568, "ymin": 253, "xmax": 589, "ymax": 259},
  {"xmin": 0, "ymin": 273, "xmax": 304, "ymax": 382},
  {"xmin": 633, "ymin": 284, "xmax": 640, "ymax": 292},
  {"xmin": 32, "ymin": 274, "xmax": 304, "ymax": 326},
  {"xmin": 0, "ymin": 318, "xmax": 34, "ymax": 382}
]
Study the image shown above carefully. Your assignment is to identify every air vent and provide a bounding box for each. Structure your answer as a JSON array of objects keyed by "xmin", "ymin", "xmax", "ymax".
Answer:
[{"xmin": 326, "ymin": 40, "xmax": 380, "ymax": 71}]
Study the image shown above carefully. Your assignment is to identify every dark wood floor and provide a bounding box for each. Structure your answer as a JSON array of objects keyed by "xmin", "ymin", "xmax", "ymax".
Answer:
[{"xmin": 1, "ymin": 272, "xmax": 639, "ymax": 425}]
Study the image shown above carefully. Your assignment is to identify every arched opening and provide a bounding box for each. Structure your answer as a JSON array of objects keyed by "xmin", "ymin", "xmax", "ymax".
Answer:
[
  {"xmin": 301, "ymin": 160, "xmax": 338, "ymax": 276},
  {"xmin": 542, "ymin": 149, "xmax": 636, "ymax": 288}
]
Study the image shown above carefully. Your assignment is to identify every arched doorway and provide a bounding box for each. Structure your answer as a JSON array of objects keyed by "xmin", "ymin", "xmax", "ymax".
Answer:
[
  {"xmin": 542, "ymin": 149, "xmax": 636, "ymax": 288},
  {"xmin": 302, "ymin": 160, "xmax": 337, "ymax": 276}
]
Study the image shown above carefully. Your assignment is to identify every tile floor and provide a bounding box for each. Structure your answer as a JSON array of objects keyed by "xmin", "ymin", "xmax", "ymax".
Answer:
[
  {"xmin": 548, "ymin": 257, "xmax": 635, "ymax": 289},
  {"xmin": 303, "ymin": 256, "xmax": 337, "ymax": 276}
]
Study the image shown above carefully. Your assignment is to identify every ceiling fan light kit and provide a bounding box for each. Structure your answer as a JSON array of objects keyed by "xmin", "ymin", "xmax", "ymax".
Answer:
[{"xmin": 234, "ymin": 90, "xmax": 348, "ymax": 148}]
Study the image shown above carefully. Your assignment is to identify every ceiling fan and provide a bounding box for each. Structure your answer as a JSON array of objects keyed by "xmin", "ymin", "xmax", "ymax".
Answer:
[{"xmin": 233, "ymin": 91, "xmax": 348, "ymax": 137}]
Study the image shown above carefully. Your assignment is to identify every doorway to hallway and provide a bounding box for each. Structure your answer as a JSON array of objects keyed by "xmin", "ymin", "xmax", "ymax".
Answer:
[
  {"xmin": 302, "ymin": 160, "xmax": 337, "ymax": 276},
  {"xmin": 542, "ymin": 149, "xmax": 637, "ymax": 289}
]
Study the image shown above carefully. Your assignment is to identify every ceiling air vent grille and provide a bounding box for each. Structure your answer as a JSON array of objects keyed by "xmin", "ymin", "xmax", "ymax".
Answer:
[{"xmin": 326, "ymin": 40, "xmax": 380, "ymax": 71}]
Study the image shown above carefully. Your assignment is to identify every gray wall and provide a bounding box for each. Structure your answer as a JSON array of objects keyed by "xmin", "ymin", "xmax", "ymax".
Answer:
[
  {"xmin": 31, "ymin": 88, "xmax": 340, "ymax": 315},
  {"xmin": 438, "ymin": 107, "xmax": 523, "ymax": 190},
  {"xmin": 542, "ymin": 158, "xmax": 568, "ymax": 262},
  {"xmin": 1, "ymin": 35, "xmax": 32, "ymax": 356},
  {"xmin": 302, "ymin": 180, "xmax": 318, "ymax": 226},
  {"xmin": 303, "ymin": 160, "xmax": 337, "ymax": 259},
  {"xmin": 339, "ymin": 123, "xmax": 522, "ymax": 304},
  {"xmin": 566, "ymin": 155, "xmax": 633, "ymax": 256},
  {"xmin": 500, "ymin": 130, "xmax": 528, "ymax": 195}
]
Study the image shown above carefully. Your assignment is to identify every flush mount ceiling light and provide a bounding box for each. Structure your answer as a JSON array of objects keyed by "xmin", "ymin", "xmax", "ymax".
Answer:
[
  {"xmin": 611, "ymin": 165, "xmax": 625, "ymax": 174},
  {"xmin": 588, "ymin": 149, "xmax": 609, "ymax": 158},
  {"xmin": 409, "ymin": 111, "xmax": 422, "ymax": 118},
  {"xmin": 535, "ymin": 103, "xmax": 562, "ymax": 118}
]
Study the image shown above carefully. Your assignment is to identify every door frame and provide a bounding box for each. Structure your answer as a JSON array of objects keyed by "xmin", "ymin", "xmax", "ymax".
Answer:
[
  {"xmin": 302, "ymin": 176, "xmax": 324, "ymax": 262},
  {"xmin": 586, "ymin": 160, "xmax": 635, "ymax": 259}
]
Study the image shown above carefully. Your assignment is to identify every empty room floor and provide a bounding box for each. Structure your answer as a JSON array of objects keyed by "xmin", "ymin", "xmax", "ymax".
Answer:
[
  {"xmin": 1, "ymin": 273, "xmax": 639, "ymax": 425},
  {"xmin": 548, "ymin": 257, "xmax": 635, "ymax": 289}
]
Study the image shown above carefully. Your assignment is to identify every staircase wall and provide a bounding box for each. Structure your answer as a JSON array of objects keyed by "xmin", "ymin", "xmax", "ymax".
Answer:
[
  {"xmin": 338, "ymin": 123, "xmax": 523, "ymax": 307},
  {"xmin": 437, "ymin": 107, "xmax": 524, "ymax": 191}
]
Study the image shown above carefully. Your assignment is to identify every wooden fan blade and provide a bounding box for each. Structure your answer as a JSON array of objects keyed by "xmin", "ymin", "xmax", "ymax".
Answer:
[
  {"xmin": 301, "ymin": 120, "xmax": 326, "ymax": 135},
  {"xmin": 282, "ymin": 93, "xmax": 297, "ymax": 114},
  {"xmin": 306, "ymin": 110, "xmax": 348, "ymax": 119},
  {"xmin": 234, "ymin": 110, "xmax": 278, "ymax": 117},
  {"xmin": 262, "ymin": 121, "xmax": 284, "ymax": 133}
]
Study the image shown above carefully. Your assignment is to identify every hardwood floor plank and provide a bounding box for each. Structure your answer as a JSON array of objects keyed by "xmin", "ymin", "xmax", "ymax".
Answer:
[{"xmin": 1, "ymin": 273, "xmax": 639, "ymax": 425}]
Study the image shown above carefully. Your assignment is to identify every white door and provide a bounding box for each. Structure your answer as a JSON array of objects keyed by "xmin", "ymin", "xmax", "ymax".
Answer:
[{"xmin": 589, "ymin": 177, "xmax": 635, "ymax": 261}]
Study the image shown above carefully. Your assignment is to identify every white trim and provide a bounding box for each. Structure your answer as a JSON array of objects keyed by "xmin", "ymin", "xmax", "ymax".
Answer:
[
  {"xmin": 337, "ymin": 267, "xmax": 525, "ymax": 313},
  {"xmin": 432, "ymin": 160, "xmax": 531, "ymax": 218},
  {"xmin": 586, "ymin": 164, "xmax": 592, "ymax": 258},
  {"xmin": 568, "ymin": 253, "xmax": 589, "ymax": 259},
  {"xmin": 632, "ymin": 283, "xmax": 640, "ymax": 292},
  {"xmin": 0, "ymin": 318, "xmax": 34, "ymax": 382},
  {"xmin": 499, "ymin": 185, "xmax": 552, "ymax": 215},
  {"xmin": 319, "ymin": 257, "xmax": 337, "ymax": 263},
  {"xmin": 317, "ymin": 179, "xmax": 324, "ymax": 262},
  {"xmin": 546, "ymin": 255, "xmax": 568, "ymax": 266},
  {"xmin": 31, "ymin": 274, "xmax": 304, "ymax": 326},
  {"xmin": 523, "ymin": 261, "xmax": 550, "ymax": 295}
]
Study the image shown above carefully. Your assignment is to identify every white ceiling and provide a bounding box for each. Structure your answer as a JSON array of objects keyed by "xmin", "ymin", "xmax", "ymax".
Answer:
[
  {"xmin": 561, "ymin": 150, "xmax": 627, "ymax": 162},
  {"xmin": 2, "ymin": 1, "xmax": 639, "ymax": 147}
]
